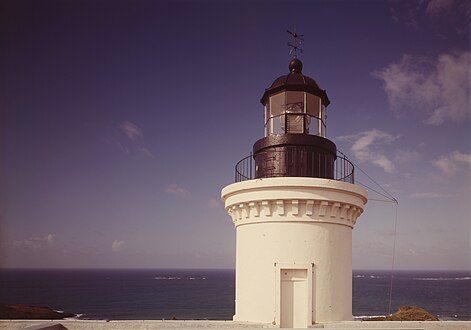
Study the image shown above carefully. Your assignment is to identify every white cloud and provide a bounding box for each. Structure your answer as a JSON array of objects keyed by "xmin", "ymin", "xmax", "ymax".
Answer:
[
  {"xmin": 46, "ymin": 234, "xmax": 55, "ymax": 245},
  {"xmin": 104, "ymin": 121, "xmax": 154, "ymax": 158},
  {"xmin": 208, "ymin": 198, "xmax": 221, "ymax": 209},
  {"xmin": 373, "ymin": 51, "xmax": 471, "ymax": 125},
  {"xmin": 118, "ymin": 121, "xmax": 143, "ymax": 141},
  {"xmin": 389, "ymin": 0, "xmax": 471, "ymax": 28},
  {"xmin": 139, "ymin": 146, "xmax": 155, "ymax": 158},
  {"xmin": 337, "ymin": 129, "xmax": 398, "ymax": 173},
  {"xmin": 452, "ymin": 151, "xmax": 471, "ymax": 163},
  {"xmin": 433, "ymin": 150, "xmax": 471, "ymax": 176},
  {"xmin": 13, "ymin": 234, "xmax": 56, "ymax": 251},
  {"xmin": 112, "ymin": 240, "xmax": 126, "ymax": 252},
  {"xmin": 388, "ymin": 1, "xmax": 422, "ymax": 28},
  {"xmin": 425, "ymin": 0, "xmax": 455, "ymax": 16},
  {"xmin": 165, "ymin": 183, "xmax": 190, "ymax": 199},
  {"xmin": 434, "ymin": 157, "xmax": 456, "ymax": 176},
  {"xmin": 425, "ymin": 0, "xmax": 471, "ymax": 20},
  {"xmin": 394, "ymin": 149, "xmax": 420, "ymax": 164},
  {"xmin": 409, "ymin": 192, "xmax": 456, "ymax": 198}
]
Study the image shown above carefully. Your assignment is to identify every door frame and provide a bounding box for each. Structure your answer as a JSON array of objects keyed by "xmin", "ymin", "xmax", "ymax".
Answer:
[{"xmin": 274, "ymin": 262, "xmax": 315, "ymax": 327}]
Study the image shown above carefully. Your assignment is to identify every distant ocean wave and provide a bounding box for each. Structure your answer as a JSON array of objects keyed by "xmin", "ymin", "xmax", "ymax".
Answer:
[
  {"xmin": 368, "ymin": 275, "xmax": 386, "ymax": 279},
  {"xmin": 437, "ymin": 315, "xmax": 463, "ymax": 321},
  {"xmin": 354, "ymin": 274, "xmax": 471, "ymax": 281},
  {"xmin": 64, "ymin": 313, "xmax": 84, "ymax": 320},
  {"xmin": 352, "ymin": 274, "xmax": 386, "ymax": 279},
  {"xmin": 413, "ymin": 276, "xmax": 471, "ymax": 281},
  {"xmin": 355, "ymin": 315, "xmax": 464, "ymax": 321}
]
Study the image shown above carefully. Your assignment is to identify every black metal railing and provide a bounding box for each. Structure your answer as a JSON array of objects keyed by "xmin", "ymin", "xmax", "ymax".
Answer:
[
  {"xmin": 235, "ymin": 153, "xmax": 254, "ymax": 182},
  {"xmin": 334, "ymin": 154, "xmax": 354, "ymax": 183},
  {"xmin": 235, "ymin": 151, "xmax": 354, "ymax": 183}
]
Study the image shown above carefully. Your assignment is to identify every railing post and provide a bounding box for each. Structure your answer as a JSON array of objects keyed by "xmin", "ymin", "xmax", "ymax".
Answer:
[
  {"xmin": 250, "ymin": 152, "xmax": 253, "ymax": 179},
  {"xmin": 343, "ymin": 157, "xmax": 346, "ymax": 181},
  {"xmin": 235, "ymin": 164, "xmax": 237, "ymax": 182}
]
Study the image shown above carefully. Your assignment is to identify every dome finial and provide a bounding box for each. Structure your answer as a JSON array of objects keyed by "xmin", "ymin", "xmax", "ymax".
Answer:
[{"xmin": 289, "ymin": 58, "xmax": 303, "ymax": 72}]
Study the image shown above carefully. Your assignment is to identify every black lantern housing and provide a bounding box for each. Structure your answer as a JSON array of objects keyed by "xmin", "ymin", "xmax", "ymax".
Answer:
[{"xmin": 254, "ymin": 58, "xmax": 337, "ymax": 179}]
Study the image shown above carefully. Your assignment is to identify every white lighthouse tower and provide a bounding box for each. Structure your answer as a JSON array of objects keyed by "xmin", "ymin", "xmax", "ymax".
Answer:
[{"xmin": 221, "ymin": 43, "xmax": 368, "ymax": 327}]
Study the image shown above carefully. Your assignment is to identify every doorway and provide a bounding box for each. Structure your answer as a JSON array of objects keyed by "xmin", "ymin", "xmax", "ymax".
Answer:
[{"xmin": 280, "ymin": 268, "xmax": 308, "ymax": 328}]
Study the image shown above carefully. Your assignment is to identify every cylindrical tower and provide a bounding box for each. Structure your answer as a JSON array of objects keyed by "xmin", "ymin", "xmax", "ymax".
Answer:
[{"xmin": 222, "ymin": 58, "xmax": 367, "ymax": 327}]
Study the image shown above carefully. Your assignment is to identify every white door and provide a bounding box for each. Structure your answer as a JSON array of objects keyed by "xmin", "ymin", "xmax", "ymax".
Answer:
[{"xmin": 280, "ymin": 269, "xmax": 308, "ymax": 328}]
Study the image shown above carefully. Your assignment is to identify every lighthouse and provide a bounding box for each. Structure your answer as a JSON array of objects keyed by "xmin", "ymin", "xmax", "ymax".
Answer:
[{"xmin": 221, "ymin": 38, "xmax": 368, "ymax": 327}]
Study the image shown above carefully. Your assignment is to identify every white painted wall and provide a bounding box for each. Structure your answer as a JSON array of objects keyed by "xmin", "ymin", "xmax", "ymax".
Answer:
[{"xmin": 221, "ymin": 177, "xmax": 367, "ymax": 327}]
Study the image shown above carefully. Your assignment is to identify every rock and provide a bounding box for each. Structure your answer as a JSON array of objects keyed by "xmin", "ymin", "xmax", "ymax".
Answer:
[
  {"xmin": 23, "ymin": 323, "xmax": 69, "ymax": 330},
  {"xmin": 369, "ymin": 305, "xmax": 439, "ymax": 321},
  {"xmin": 0, "ymin": 304, "xmax": 74, "ymax": 319}
]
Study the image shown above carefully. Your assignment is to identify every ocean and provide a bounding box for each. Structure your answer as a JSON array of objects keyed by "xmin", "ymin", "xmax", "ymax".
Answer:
[{"xmin": 0, "ymin": 269, "xmax": 469, "ymax": 321}]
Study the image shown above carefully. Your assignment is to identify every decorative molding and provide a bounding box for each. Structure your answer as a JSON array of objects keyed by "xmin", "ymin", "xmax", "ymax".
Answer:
[{"xmin": 226, "ymin": 199, "xmax": 363, "ymax": 227}]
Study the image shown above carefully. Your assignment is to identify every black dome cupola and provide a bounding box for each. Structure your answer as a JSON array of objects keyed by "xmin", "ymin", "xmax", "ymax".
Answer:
[{"xmin": 253, "ymin": 57, "xmax": 337, "ymax": 179}]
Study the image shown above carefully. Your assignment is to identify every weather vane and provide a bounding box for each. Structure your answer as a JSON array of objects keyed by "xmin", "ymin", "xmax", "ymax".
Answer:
[{"xmin": 287, "ymin": 28, "xmax": 304, "ymax": 58}]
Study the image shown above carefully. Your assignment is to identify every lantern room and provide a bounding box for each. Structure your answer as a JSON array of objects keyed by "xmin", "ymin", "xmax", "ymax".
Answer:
[
  {"xmin": 253, "ymin": 58, "xmax": 337, "ymax": 180},
  {"xmin": 261, "ymin": 58, "xmax": 330, "ymax": 137}
]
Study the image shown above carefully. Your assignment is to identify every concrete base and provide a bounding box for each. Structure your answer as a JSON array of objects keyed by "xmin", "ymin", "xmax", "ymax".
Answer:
[
  {"xmin": 1, "ymin": 320, "xmax": 471, "ymax": 330},
  {"xmin": 319, "ymin": 321, "xmax": 471, "ymax": 330},
  {"xmin": 0, "ymin": 320, "xmax": 267, "ymax": 329}
]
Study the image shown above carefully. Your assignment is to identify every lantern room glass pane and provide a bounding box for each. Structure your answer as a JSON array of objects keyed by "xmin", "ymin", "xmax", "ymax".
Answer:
[
  {"xmin": 266, "ymin": 91, "xmax": 326, "ymax": 136},
  {"xmin": 306, "ymin": 93, "xmax": 321, "ymax": 118},
  {"xmin": 285, "ymin": 91, "xmax": 305, "ymax": 113},
  {"xmin": 269, "ymin": 92, "xmax": 285, "ymax": 117},
  {"xmin": 307, "ymin": 115, "xmax": 320, "ymax": 136},
  {"xmin": 286, "ymin": 113, "xmax": 305, "ymax": 133}
]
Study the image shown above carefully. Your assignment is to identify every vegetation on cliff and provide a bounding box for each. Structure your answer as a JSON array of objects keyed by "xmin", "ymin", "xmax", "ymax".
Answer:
[
  {"xmin": 369, "ymin": 306, "xmax": 439, "ymax": 321},
  {"xmin": 0, "ymin": 304, "xmax": 74, "ymax": 319}
]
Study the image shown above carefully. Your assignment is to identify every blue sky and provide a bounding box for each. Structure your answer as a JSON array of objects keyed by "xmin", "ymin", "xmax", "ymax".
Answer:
[{"xmin": 1, "ymin": 0, "xmax": 469, "ymax": 270}]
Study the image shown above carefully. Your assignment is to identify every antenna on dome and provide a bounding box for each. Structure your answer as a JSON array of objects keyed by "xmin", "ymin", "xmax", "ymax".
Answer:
[{"xmin": 287, "ymin": 28, "xmax": 304, "ymax": 58}]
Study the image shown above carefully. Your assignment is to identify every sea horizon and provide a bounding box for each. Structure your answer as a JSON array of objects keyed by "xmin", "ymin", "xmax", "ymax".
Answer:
[
  {"xmin": 1, "ymin": 267, "xmax": 470, "ymax": 272},
  {"xmin": 1, "ymin": 269, "xmax": 470, "ymax": 321}
]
